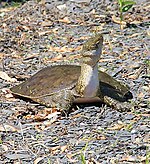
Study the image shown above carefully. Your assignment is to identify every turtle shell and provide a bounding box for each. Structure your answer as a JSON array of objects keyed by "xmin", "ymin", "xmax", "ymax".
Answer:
[
  {"xmin": 11, "ymin": 65, "xmax": 133, "ymax": 104},
  {"xmin": 11, "ymin": 65, "xmax": 81, "ymax": 98}
]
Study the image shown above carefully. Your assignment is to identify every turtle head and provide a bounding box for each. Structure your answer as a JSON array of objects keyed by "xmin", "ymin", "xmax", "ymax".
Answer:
[{"xmin": 82, "ymin": 33, "xmax": 103, "ymax": 66}]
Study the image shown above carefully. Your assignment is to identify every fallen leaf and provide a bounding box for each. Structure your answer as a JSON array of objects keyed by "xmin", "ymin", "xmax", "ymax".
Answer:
[
  {"xmin": 0, "ymin": 71, "xmax": 17, "ymax": 82},
  {"xmin": 112, "ymin": 15, "xmax": 126, "ymax": 25},
  {"xmin": 49, "ymin": 54, "xmax": 63, "ymax": 62},
  {"xmin": 128, "ymin": 74, "xmax": 137, "ymax": 79},
  {"xmin": 38, "ymin": 30, "xmax": 52, "ymax": 36},
  {"xmin": 0, "ymin": 124, "xmax": 18, "ymax": 132},
  {"xmin": 89, "ymin": 158, "xmax": 101, "ymax": 164},
  {"xmin": 0, "ymin": 7, "xmax": 16, "ymax": 12},
  {"xmin": 107, "ymin": 124, "xmax": 124, "ymax": 130},
  {"xmin": 18, "ymin": 33, "xmax": 26, "ymax": 45},
  {"xmin": 121, "ymin": 155, "xmax": 146, "ymax": 162},
  {"xmin": 1, "ymin": 144, "xmax": 8, "ymax": 151},
  {"xmin": 128, "ymin": 33, "xmax": 142, "ymax": 38},
  {"xmin": 1, "ymin": 88, "xmax": 10, "ymax": 94},
  {"xmin": 34, "ymin": 157, "xmax": 45, "ymax": 164},
  {"xmin": 96, "ymin": 135, "xmax": 106, "ymax": 140},
  {"xmin": 70, "ymin": 113, "xmax": 81, "ymax": 119},
  {"xmin": 16, "ymin": 25, "xmax": 30, "ymax": 32},
  {"xmin": 59, "ymin": 17, "xmax": 71, "ymax": 24},
  {"xmin": 121, "ymin": 155, "xmax": 137, "ymax": 162},
  {"xmin": 0, "ymin": 53, "xmax": 5, "ymax": 59},
  {"xmin": 48, "ymin": 45, "xmax": 77, "ymax": 53},
  {"xmin": 5, "ymin": 93, "xmax": 14, "ymax": 98},
  {"xmin": 137, "ymin": 92, "xmax": 144, "ymax": 98},
  {"xmin": 23, "ymin": 53, "xmax": 39, "ymax": 60},
  {"xmin": 45, "ymin": 111, "xmax": 60, "ymax": 120},
  {"xmin": 131, "ymin": 20, "xmax": 142, "ymax": 24},
  {"xmin": 68, "ymin": 54, "xmax": 81, "ymax": 60},
  {"xmin": 41, "ymin": 21, "xmax": 53, "ymax": 27},
  {"xmin": 99, "ymin": 58, "xmax": 116, "ymax": 62},
  {"xmin": 128, "ymin": 66, "xmax": 143, "ymax": 79},
  {"xmin": 50, "ymin": 145, "xmax": 60, "ymax": 154},
  {"xmin": 57, "ymin": 4, "xmax": 67, "ymax": 11},
  {"xmin": 60, "ymin": 145, "xmax": 68, "ymax": 153},
  {"xmin": 66, "ymin": 152, "xmax": 78, "ymax": 159}
]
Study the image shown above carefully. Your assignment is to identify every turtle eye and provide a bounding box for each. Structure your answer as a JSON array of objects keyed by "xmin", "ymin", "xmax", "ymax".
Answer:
[
  {"xmin": 90, "ymin": 43, "xmax": 99, "ymax": 50},
  {"xmin": 95, "ymin": 43, "xmax": 99, "ymax": 49}
]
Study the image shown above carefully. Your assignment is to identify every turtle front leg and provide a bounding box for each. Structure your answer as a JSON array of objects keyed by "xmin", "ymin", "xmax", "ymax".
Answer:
[{"xmin": 103, "ymin": 95, "xmax": 132, "ymax": 112}]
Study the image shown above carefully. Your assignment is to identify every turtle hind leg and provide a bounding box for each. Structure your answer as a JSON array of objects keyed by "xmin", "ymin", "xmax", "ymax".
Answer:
[
  {"xmin": 32, "ymin": 90, "xmax": 75, "ymax": 113},
  {"xmin": 103, "ymin": 95, "xmax": 132, "ymax": 112}
]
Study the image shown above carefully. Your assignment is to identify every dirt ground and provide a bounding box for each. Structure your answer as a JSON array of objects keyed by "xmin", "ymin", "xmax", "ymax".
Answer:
[{"xmin": 0, "ymin": 0, "xmax": 149, "ymax": 163}]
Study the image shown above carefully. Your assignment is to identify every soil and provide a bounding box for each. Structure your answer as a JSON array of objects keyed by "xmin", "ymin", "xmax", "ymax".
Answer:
[{"xmin": 0, "ymin": 0, "xmax": 149, "ymax": 163}]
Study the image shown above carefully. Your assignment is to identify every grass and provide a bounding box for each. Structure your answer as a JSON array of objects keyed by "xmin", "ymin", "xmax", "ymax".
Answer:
[
  {"xmin": 1, "ymin": 0, "xmax": 27, "ymax": 8},
  {"xmin": 146, "ymin": 146, "xmax": 150, "ymax": 164},
  {"xmin": 80, "ymin": 142, "xmax": 88, "ymax": 164},
  {"xmin": 117, "ymin": 0, "xmax": 136, "ymax": 29}
]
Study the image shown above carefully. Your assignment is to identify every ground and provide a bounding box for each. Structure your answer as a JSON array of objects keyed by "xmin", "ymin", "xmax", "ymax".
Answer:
[{"xmin": 0, "ymin": 0, "xmax": 149, "ymax": 163}]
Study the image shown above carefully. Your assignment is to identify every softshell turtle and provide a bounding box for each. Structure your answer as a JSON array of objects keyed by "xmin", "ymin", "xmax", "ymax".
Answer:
[{"xmin": 11, "ymin": 34, "xmax": 133, "ymax": 112}]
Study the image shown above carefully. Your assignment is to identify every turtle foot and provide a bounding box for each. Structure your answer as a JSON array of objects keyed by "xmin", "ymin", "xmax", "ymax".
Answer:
[{"xmin": 104, "ymin": 96, "xmax": 132, "ymax": 112}]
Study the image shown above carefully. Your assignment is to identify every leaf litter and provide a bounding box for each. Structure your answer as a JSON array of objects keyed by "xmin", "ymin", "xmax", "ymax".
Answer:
[{"xmin": 0, "ymin": 0, "xmax": 149, "ymax": 163}]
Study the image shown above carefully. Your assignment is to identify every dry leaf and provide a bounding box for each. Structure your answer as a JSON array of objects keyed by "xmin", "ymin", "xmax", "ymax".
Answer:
[
  {"xmin": 66, "ymin": 152, "xmax": 79, "ymax": 162},
  {"xmin": 14, "ymin": 162, "xmax": 21, "ymax": 164},
  {"xmin": 60, "ymin": 145, "xmax": 68, "ymax": 153},
  {"xmin": 0, "ymin": 124, "xmax": 18, "ymax": 132},
  {"xmin": 112, "ymin": 15, "xmax": 126, "ymax": 29},
  {"xmin": 18, "ymin": 33, "xmax": 26, "ymax": 45},
  {"xmin": 0, "ymin": 7, "xmax": 16, "ymax": 12},
  {"xmin": 70, "ymin": 113, "xmax": 81, "ymax": 119},
  {"xmin": 89, "ymin": 158, "xmax": 101, "ymax": 164},
  {"xmin": 49, "ymin": 54, "xmax": 63, "ymax": 62},
  {"xmin": 128, "ymin": 66, "xmax": 143, "ymax": 79},
  {"xmin": 24, "ymin": 53, "xmax": 39, "ymax": 60},
  {"xmin": 5, "ymin": 93, "xmax": 14, "ymax": 98},
  {"xmin": 57, "ymin": 4, "xmax": 67, "ymax": 11},
  {"xmin": 0, "ymin": 71, "xmax": 17, "ymax": 82},
  {"xmin": 38, "ymin": 30, "xmax": 52, "ymax": 36},
  {"xmin": 1, "ymin": 88, "xmax": 10, "ymax": 94},
  {"xmin": 0, "ymin": 53, "xmax": 5, "ymax": 59},
  {"xmin": 121, "ymin": 155, "xmax": 137, "ymax": 161},
  {"xmin": 66, "ymin": 152, "xmax": 77, "ymax": 159},
  {"xmin": 68, "ymin": 54, "xmax": 81, "ymax": 60},
  {"xmin": 59, "ymin": 17, "xmax": 71, "ymax": 24},
  {"xmin": 34, "ymin": 157, "xmax": 45, "ymax": 164},
  {"xmin": 99, "ymin": 58, "xmax": 116, "ymax": 62},
  {"xmin": 48, "ymin": 45, "xmax": 81, "ymax": 57},
  {"xmin": 147, "ymin": 29, "xmax": 150, "ymax": 36},
  {"xmin": 49, "ymin": 145, "xmax": 60, "ymax": 154},
  {"xmin": 34, "ymin": 108, "xmax": 59, "ymax": 121},
  {"xmin": 2, "ymin": 88, "xmax": 14, "ymax": 99},
  {"xmin": 48, "ymin": 45, "xmax": 76, "ymax": 53},
  {"xmin": 41, "ymin": 21, "xmax": 53, "ymax": 27},
  {"xmin": 112, "ymin": 15, "xmax": 126, "ymax": 25},
  {"xmin": 73, "ymin": 36, "xmax": 89, "ymax": 41},
  {"xmin": 128, "ymin": 74, "xmax": 138, "ymax": 79},
  {"xmin": 121, "ymin": 155, "xmax": 146, "ymax": 162},
  {"xmin": 66, "ymin": 153, "xmax": 73, "ymax": 159},
  {"xmin": 1, "ymin": 144, "xmax": 8, "ymax": 151},
  {"xmin": 45, "ymin": 111, "xmax": 60, "ymax": 120},
  {"xmin": 128, "ymin": 33, "xmax": 142, "ymax": 38},
  {"xmin": 107, "ymin": 124, "xmax": 124, "ymax": 130},
  {"xmin": 96, "ymin": 135, "xmax": 106, "ymax": 140}
]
